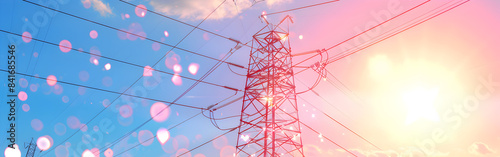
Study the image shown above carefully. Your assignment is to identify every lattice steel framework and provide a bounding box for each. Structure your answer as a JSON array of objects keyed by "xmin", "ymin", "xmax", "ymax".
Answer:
[
  {"xmin": 24, "ymin": 138, "xmax": 37, "ymax": 157},
  {"xmin": 236, "ymin": 16, "xmax": 304, "ymax": 157}
]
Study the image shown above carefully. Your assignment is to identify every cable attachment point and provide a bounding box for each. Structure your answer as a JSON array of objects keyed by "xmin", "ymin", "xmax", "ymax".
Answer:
[
  {"xmin": 311, "ymin": 49, "xmax": 328, "ymax": 80},
  {"xmin": 206, "ymin": 103, "xmax": 218, "ymax": 111}
]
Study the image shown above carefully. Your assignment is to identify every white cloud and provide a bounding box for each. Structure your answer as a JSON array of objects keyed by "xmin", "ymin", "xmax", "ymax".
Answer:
[
  {"xmin": 149, "ymin": 0, "xmax": 289, "ymax": 20},
  {"xmin": 469, "ymin": 142, "xmax": 496, "ymax": 156},
  {"xmin": 265, "ymin": 0, "xmax": 292, "ymax": 7},
  {"xmin": 82, "ymin": 0, "xmax": 113, "ymax": 16}
]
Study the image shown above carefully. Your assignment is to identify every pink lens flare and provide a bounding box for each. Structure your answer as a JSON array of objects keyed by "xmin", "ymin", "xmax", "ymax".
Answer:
[
  {"xmin": 173, "ymin": 64, "xmax": 182, "ymax": 73},
  {"xmin": 203, "ymin": 32, "xmax": 210, "ymax": 40},
  {"xmin": 18, "ymin": 91, "xmax": 28, "ymax": 101},
  {"xmin": 171, "ymin": 74, "xmax": 182, "ymax": 86},
  {"xmin": 119, "ymin": 105, "xmax": 133, "ymax": 118},
  {"xmin": 55, "ymin": 145, "xmax": 69, "ymax": 157},
  {"xmin": 54, "ymin": 123, "xmax": 67, "ymax": 136},
  {"xmin": 80, "ymin": 124, "xmax": 88, "ymax": 132},
  {"xmin": 31, "ymin": 119, "xmax": 43, "ymax": 131},
  {"xmin": 104, "ymin": 148, "xmax": 113, "ymax": 157},
  {"xmin": 188, "ymin": 63, "xmax": 199, "ymax": 75},
  {"xmin": 37, "ymin": 136, "xmax": 52, "ymax": 151},
  {"xmin": 53, "ymin": 84, "xmax": 63, "ymax": 95},
  {"xmin": 22, "ymin": 104, "xmax": 30, "ymax": 112},
  {"xmin": 82, "ymin": 0, "xmax": 91, "ymax": 9},
  {"xmin": 30, "ymin": 84, "xmax": 38, "ymax": 92},
  {"xmin": 220, "ymin": 146, "xmax": 237, "ymax": 157},
  {"xmin": 22, "ymin": 31, "xmax": 32, "ymax": 43},
  {"xmin": 164, "ymin": 53, "xmax": 180, "ymax": 69},
  {"xmin": 194, "ymin": 154, "xmax": 206, "ymax": 157},
  {"xmin": 135, "ymin": 4, "xmax": 147, "ymax": 17},
  {"xmin": 19, "ymin": 78, "xmax": 28, "ymax": 88},
  {"xmin": 143, "ymin": 66, "xmax": 154, "ymax": 76},
  {"xmin": 157, "ymin": 128, "xmax": 170, "ymax": 145},
  {"xmin": 175, "ymin": 149, "xmax": 191, "ymax": 157},
  {"xmin": 90, "ymin": 30, "xmax": 98, "ymax": 39},
  {"xmin": 138, "ymin": 130, "xmax": 154, "ymax": 146},
  {"xmin": 82, "ymin": 149, "xmax": 95, "ymax": 157},
  {"xmin": 67, "ymin": 116, "xmax": 81, "ymax": 129},
  {"xmin": 62, "ymin": 96, "xmax": 69, "ymax": 103},
  {"xmin": 59, "ymin": 40, "xmax": 72, "ymax": 53},
  {"xmin": 47, "ymin": 75, "xmax": 57, "ymax": 86},
  {"xmin": 212, "ymin": 135, "xmax": 228, "ymax": 149},
  {"xmin": 104, "ymin": 63, "xmax": 111, "ymax": 70},
  {"xmin": 150, "ymin": 102, "xmax": 171, "ymax": 122},
  {"xmin": 152, "ymin": 42, "xmax": 160, "ymax": 51},
  {"xmin": 90, "ymin": 148, "xmax": 100, "ymax": 157}
]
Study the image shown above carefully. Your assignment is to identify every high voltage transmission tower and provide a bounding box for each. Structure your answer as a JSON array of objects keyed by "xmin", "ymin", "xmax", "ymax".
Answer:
[
  {"xmin": 236, "ymin": 16, "xmax": 304, "ymax": 157},
  {"xmin": 24, "ymin": 138, "xmax": 37, "ymax": 157}
]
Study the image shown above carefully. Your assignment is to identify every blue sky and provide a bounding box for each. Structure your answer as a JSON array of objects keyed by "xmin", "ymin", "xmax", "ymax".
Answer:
[{"xmin": 2, "ymin": 0, "xmax": 500, "ymax": 157}]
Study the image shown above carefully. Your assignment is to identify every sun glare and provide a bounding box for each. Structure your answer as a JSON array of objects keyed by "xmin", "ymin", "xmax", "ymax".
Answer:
[
  {"xmin": 369, "ymin": 55, "xmax": 391, "ymax": 79},
  {"xmin": 403, "ymin": 87, "xmax": 440, "ymax": 125}
]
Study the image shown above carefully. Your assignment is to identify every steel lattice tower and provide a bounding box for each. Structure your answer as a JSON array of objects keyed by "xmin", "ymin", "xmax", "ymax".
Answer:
[
  {"xmin": 24, "ymin": 138, "xmax": 37, "ymax": 157},
  {"xmin": 236, "ymin": 16, "xmax": 304, "ymax": 157}
]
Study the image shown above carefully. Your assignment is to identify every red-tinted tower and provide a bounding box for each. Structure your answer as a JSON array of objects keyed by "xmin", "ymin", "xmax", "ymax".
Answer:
[{"xmin": 236, "ymin": 17, "xmax": 304, "ymax": 157}]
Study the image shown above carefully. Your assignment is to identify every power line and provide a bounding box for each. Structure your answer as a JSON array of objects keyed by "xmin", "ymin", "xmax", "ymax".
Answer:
[
  {"xmin": 106, "ymin": 71, "xmax": 367, "ymax": 156},
  {"xmin": 17, "ymin": 0, "xmax": 470, "ymax": 156},
  {"xmin": 177, "ymin": 128, "xmax": 237, "ymax": 157},
  {"xmin": 325, "ymin": 0, "xmax": 431, "ymax": 52},
  {"xmin": 112, "ymin": 112, "xmax": 204, "ymax": 157},
  {"xmin": 121, "ymin": 1, "xmax": 470, "ymax": 156},
  {"xmin": 92, "ymin": 1, "xmax": 237, "ymax": 154},
  {"xmin": 323, "ymin": 70, "xmax": 366, "ymax": 107},
  {"xmin": 295, "ymin": 79, "xmax": 351, "ymax": 119},
  {"xmin": 290, "ymin": 0, "xmax": 432, "ymax": 68},
  {"xmin": 21, "ymin": 0, "xmax": 246, "ymax": 69},
  {"xmin": 0, "ymin": 69, "xmax": 206, "ymax": 110},
  {"xmin": 20, "ymin": 5, "xmax": 58, "ymax": 118},
  {"xmin": 235, "ymin": 18, "xmax": 305, "ymax": 156},
  {"xmin": 297, "ymin": 95, "xmax": 381, "ymax": 150},
  {"xmin": 288, "ymin": 1, "xmax": 471, "ymax": 151},
  {"xmin": 294, "ymin": 59, "xmax": 380, "ymax": 149},
  {"xmin": 2, "ymin": 67, "xmax": 242, "ymax": 156},
  {"xmin": 24, "ymin": 9, "xmax": 56, "ymax": 86},
  {"xmin": 297, "ymin": 76, "xmax": 381, "ymax": 149},
  {"xmin": 153, "ymin": 1, "xmax": 471, "ymax": 156},
  {"xmin": 325, "ymin": 70, "xmax": 356, "ymax": 96},
  {"xmin": 0, "ymin": 29, "xmax": 242, "ymax": 92},
  {"xmin": 239, "ymin": 98, "xmax": 356, "ymax": 157},
  {"xmin": 118, "ymin": 121, "xmax": 357, "ymax": 157},
  {"xmin": 325, "ymin": 0, "xmax": 470, "ymax": 65},
  {"xmin": 117, "ymin": 0, "xmax": 254, "ymax": 50},
  {"xmin": 299, "ymin": 121, "xmax": 358, "ymax": 157},
  {"xmin": 292, "ymin": 0, "xmax": 468, "ymax": 74},
  {"xmin": 268, "ymin": 1, "xmax": 471, "ymax": 155},
  {"xmin": 97, "ymin": 41, "xmax": 237, "ymax": 154},
  {"xmin": 264, "ymin": 0, "xmax": 340, "ymax": 16},
  {"xmin": 37, "ymin": 0, "xmax": 241, "ymax": 155},
  {"xmin": 203, "ymin": 96, "xmax": 245, "ymax": 130},
  {"xmin": 112, "ymin": 96, "xmax": 244, "ymax": 156},
  {"xmin": 114, "ymin": 111, "xmax": 356, "ymax": 157}
]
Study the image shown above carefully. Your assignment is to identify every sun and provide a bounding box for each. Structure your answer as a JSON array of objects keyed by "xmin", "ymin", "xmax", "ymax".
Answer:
[
  {"xmin": 369, "ymin": 55, "xmax": 392, "ymax": 79},
  {"xmin": 402, "ymin": 87, "xmax": 440, "ymax": 125}
]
